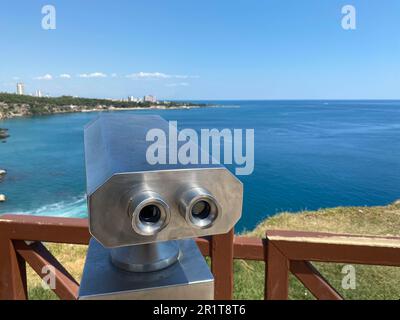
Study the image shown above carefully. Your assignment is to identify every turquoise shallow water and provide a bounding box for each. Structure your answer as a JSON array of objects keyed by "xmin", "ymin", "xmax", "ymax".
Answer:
[{"xmin": 1, "ymin": 100, "xmax": 400, "ymax": 232}]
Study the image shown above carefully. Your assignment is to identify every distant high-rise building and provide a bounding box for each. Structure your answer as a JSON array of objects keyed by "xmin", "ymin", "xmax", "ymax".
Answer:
[
  {"xmin": 35, "ymin": 90, "xmax": 42, "ymax": 98},
  {"xmin": 16, "ymin": 83, "xmax": 25, "ymax": 95},
  {"xmin": 128, "ymin": 96, "xmax": 139, "ymax": 102},
  {"xmin": 144, "ymin": 95, "xmax": 157, "ymax": 103}
]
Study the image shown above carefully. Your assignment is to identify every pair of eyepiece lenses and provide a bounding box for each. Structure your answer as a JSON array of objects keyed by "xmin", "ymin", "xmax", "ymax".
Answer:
[
  {"xmin": 138, "ymin": 199, "xmax": 213, "ymax": 225},
  {"xmin": 130, "ymin": 189, "xmax": 219, "ymax": 236}
]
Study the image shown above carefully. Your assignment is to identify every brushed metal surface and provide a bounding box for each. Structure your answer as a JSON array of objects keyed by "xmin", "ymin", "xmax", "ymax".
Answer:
[
  {"xmin": 88, "ymin": 168, "xmax": 242, "ymax": 247},
  {"xmin": 79, "ymin": 238, "xmax": 214, "ymax": 300},
  {"xmin": 110, "ymin": 241, "xmax": 180, "ymax": 272},
  {"xmin": 84, "ymin": 115, "xmax": 243, "ymax": 248},
  {"xmin": 84, "ymin": 114, "xmax": 223, "ymax": 196}
]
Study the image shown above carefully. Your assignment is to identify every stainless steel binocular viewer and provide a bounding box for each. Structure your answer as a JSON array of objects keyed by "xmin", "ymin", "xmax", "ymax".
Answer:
[{"xmin": 79, "ymin": 115, "xmax": 243, "ymax": 300}]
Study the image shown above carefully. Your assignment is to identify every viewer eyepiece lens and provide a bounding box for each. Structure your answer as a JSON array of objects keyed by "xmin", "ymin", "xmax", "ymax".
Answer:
[
  {"xmin": 191, "ymin": 201, "xmax": 211, "ymax": 220},
  {"xmin": 129, "ymin": 192, "xmax": 170, "ymax": 236},
  {"xmin": 139, "ymin": 205, "xmax": 161, "ymax": 224},
  {"xmin": 179, "ymin": 187, "xmax": 220, "ymax": 229}
]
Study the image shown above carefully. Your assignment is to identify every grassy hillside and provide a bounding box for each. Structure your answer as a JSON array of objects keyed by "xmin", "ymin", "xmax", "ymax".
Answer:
[{"xmin": 27, "ymin": 201, "xmax": 400, "ymax": 300}]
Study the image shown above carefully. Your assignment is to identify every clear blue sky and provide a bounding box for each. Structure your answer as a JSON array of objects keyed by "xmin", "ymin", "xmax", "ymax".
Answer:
[{"xmin": 0, "ymin": 0, "xmax": 399, "ymax": 99}]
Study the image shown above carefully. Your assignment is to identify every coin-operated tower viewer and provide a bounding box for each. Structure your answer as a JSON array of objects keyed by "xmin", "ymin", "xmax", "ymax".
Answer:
[{"xmin": 79, "ymin": 115, "xmax": 243, "ymax": 299}]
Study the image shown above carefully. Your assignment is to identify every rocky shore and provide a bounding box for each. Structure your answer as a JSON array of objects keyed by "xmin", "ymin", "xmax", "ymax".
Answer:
[
  {"xmin": 0, "ymin": 102, "xmax": 121, "ymax": 119},
  {"xmin": 0, "ymin": 104, "xmax": 205, "ymax": 120}
]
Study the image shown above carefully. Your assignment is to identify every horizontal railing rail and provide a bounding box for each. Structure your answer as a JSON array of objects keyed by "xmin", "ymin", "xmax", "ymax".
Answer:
[{"xmin": 1, "ymin": 214, "xmax": 399, "ymax": 300}]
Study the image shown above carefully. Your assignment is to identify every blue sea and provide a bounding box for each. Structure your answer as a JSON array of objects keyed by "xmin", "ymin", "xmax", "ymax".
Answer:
[{"xmin": 1, "ymin": 100, "xmax": 400, "ymax": 232}]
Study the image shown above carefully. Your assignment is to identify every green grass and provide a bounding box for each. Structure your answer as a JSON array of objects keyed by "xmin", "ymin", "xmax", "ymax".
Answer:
[{"xmin": 28, "ymin": 201, "xmax": 400, "ymax": 300}]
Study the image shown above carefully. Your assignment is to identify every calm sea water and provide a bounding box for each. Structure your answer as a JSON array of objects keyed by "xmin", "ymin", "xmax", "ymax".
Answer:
[{"xmin": 1, "ymin": 101, "xmax": 400, "ymax": 232}]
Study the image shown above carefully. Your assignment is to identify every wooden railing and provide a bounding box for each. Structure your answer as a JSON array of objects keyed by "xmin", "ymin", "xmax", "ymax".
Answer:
[
  {"xmin": 0, "ymin": 214, "xmax": 399, "ymax": 300},
  {"xmin": 265, "ymin": 230, "xmax": 400, "ymax": 300}
]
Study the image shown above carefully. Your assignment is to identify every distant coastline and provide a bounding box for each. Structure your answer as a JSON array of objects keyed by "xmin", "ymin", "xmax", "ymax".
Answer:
[{"xmin": 0, "ymin": 93, "xmax": 209, "ymax": 120}]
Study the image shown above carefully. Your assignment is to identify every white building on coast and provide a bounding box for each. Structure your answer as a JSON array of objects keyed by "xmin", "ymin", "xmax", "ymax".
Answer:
[
  {"xmin": 144, "ymin": 95, "xmax": 157, "ymax": 103},
  {"xmin": 16, "ymin": 83, "xmax": 25, "ymax": 95}
]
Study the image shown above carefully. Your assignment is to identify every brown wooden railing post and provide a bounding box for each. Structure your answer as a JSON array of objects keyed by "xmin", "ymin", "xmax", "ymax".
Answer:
[
  {"xmin": 290, "ymin": 260, "xmax": 343, "ymax": 300},
  {"xmin": 15, "ymin": 241, "xmax": 80, "ymax": 300},
  {"xmin": 265, "ymin": 241, "xmax": 289, "ymax": 300},
  {"xmin": 211, "ymin": 229, "xmax": 234, "ymax": 300},
  {"xmin": 0, "ymin": 233, "xmax": 28, "ymax": 300}
]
